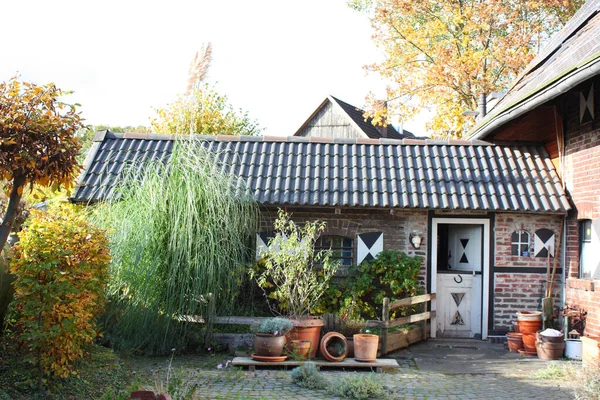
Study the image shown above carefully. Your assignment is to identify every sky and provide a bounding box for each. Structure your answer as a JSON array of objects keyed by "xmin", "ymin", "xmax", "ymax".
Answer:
[{"xmin": 0, "ymin": 0, "xmax": 429, "ymax": 136}]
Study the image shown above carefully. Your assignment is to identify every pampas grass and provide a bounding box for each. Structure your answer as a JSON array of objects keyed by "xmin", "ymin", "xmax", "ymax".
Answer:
[
  {"xmin": 185, "ymin": 42, "xmax": 212, "ymax": 95},
  {"xmin": 93, "ymin": 137, "xmax": 258, "ymax": 354}
]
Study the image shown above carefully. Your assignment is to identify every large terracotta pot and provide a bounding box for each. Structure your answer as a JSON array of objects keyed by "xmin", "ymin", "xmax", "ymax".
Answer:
[
  {"xmin": 536, "ymin": 340, "xmax": 565, "ymax": 360},
  {"xmin": 517, "ymin": 320, "xmax": 542, "ymax": 334},
  {"xmin": 522, "ymin": 333, "xmax": 537, "ymax": 352},
  {"xmin": 287, "ymin": 317, "xmax": 325, "ymax": 359},
  {"xmin": 506, "ymin": 332, "xmax": 524, "ymax": 353},
  {"xmin": 345, "ymin": 337, "xmax": 354, "ymax": 358},
  {"xmin": 320, "ymin": 332, "xmax": 348, "ymax": 362},
  {"xmin": 254, "ymin": 333, "xmax": 286, "ymax": 357},
  {"xmin": 353, "ymin": 334, "xmax": 379, "ymax": 362},
  {"xmin": 289, "ymin": 340, "xmax": 311, "ymax": 360},
  {"xmin": 516, "ymin": 311, "xmax": 543, "ymax": 321}
]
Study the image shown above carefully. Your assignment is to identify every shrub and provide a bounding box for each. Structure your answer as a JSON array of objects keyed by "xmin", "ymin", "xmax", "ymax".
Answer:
[
  {"xmin": 327, "ymin": 373, "xmax": 386, "ymax": 399},
  {"xmin": 290, "ymin": 362, "xmax": 328, "ymax": 390},
  {"xmin": 256, "ymin": 317, "xmax": 293, "ymax": 336},
  {"xmin": 252, "ymin": 209, "xmax": 338, "ymax": 318},
  {"xmin": 9, "ymin": 204, "xmax": 110, "ymax": 381},
  {"xmin": 574, "ymin": 364, "xmax": 600, "ymax": 400}
]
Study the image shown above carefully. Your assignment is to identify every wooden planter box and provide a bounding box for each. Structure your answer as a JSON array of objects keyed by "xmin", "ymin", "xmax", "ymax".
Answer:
[
  {"xmin": 581, "ymin": 336, "xmax": 600, "ymax": 367},
  {"xmin": 378, "ymin": 324, "xmax": 422, "ymax": 355}
]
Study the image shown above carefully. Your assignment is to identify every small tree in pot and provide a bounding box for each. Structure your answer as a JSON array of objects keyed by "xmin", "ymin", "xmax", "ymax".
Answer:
[
  {"xmin": 252, "ymin": 209, "xmax": 339, "ymax": 358},
  {"xmin": 254, "ymin": 317, "xmax": 294, "ymax": 358}
]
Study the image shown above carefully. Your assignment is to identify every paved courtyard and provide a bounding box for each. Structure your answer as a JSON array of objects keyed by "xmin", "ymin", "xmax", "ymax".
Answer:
[{"xmin": 135, "ymin": 339, "xmax": 578, "ymax": 399}]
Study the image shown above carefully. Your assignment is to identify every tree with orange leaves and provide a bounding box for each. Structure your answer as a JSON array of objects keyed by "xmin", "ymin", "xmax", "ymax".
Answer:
[
  {"xmin": 0, "ymin": 76, "xmax": 83, "ymax": 251},
  {"xmin": 351, "ymin": 0, "xmax": 583, "ymax": 137}
]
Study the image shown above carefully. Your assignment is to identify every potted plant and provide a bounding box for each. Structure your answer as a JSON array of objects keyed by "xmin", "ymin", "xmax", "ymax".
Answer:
[
  {"xmin": 252, "ymin": 209, "xmax": 339, "ymax": 358},
  {"xmin": 253, "ymin": 317, "xmax": 294, "ymax": 358}
]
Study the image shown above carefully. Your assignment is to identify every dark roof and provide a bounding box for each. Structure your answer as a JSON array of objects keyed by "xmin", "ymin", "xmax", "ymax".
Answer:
[
  {"xmin": 471, "ymin": 0, "xmax": 600, "ymax": 139},
  {"xmin": 72, "ymin": 131, "xmax": 570, "ymax": 213},
  {"xmin": 294, "ymin": 96, "xmax": 416, "ymax": 140}
]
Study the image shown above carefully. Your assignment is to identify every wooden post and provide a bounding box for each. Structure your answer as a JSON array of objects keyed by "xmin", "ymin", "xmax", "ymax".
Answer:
[{"xmin": 381, "ymin": 297, "xmax": 390, "ymax": 355}]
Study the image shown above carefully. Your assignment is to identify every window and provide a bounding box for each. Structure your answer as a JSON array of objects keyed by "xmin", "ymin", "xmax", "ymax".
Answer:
[
  {"xmin": 316, "ymin": 235, "xmax": 354, "ymax": 266},
  {"xmin": 580, "ymin": 220, "xmax": 593, "ymax": 279},
  {"xmin": 511, "ymin": 231, "xmax": 530, "ymax": 256}
]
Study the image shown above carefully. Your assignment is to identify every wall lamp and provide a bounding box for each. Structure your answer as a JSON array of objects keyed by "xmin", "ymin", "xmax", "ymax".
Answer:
[{"xmin": 409, "ymin": 231, "xmax": 423, "ymax": 249}]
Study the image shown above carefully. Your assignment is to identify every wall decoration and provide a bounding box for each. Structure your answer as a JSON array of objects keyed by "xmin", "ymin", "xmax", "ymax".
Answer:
[
  {"xmin": 357, "ymin": 232, "xmax": 383, "ymax": 264},
  {"xmin": 256, "ymin": 231, "xmax": 274, "ymax": 260},
  {"xmin": 534, "ymin": 228, "xmax": 555, "ymax": 258},
  {"xmin": 580, "ymin": 83, "xmax": 594, "ymax": 124}
]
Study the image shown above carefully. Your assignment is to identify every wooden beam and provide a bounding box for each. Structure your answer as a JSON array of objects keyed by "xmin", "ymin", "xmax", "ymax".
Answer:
[
  {"xmin": 389, "ymin": 293, "xmax": 436, "ymax": 310},
  {"xmin": 386, "ymin": 311, "xmax": 436, "ymax": 328},
  {"xmin": 213, "ymin": 316, "xmax": 267, "ymax": 325}
]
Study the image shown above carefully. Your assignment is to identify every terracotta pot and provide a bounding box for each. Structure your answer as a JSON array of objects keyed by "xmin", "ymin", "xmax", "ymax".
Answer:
[
  {"xmin": 254, "ymin": 333, "xmax": 286, "ymax": 357},
  {"xmin": 287, "ymin": 317, "xmax": 325, "ymax": 359},
  {"xmin": 353, "ymin": 334, "xmax": 379, "ymax": 362},
  {"xmin": 522, "ymin": 333, "xmax": 537, "ymax": 353},
  {"xmin": 320, "ymin": 332, "xmax": 348, "ymax": 362},
  {"xmin": 506, "ymin": 332, "xmax": 524, "ymax": 353},
  {"xmin": 345, "ymin": 337, "xmax": 354, "ymax": 358},
  {"xmin": 536, "ymin": 340, "xmax": 565, "ymax": 360},
  {"xmin": 516, "ymin": 311, "xmax": 543, "ymax": 321},
  {"xmin": 290, "ymin": 340, "xmax": 311, "ymax": 360},
  {"xmin": 537, "ymin": 331, "xmax": 564, "ymax": 344},
  {"xmin": 130, "ymin": 391, "xmax": 156, "ymax": 400},
  {"xmin": 517, "ymin": 320, "xmax": 542, "ymax": 335}
]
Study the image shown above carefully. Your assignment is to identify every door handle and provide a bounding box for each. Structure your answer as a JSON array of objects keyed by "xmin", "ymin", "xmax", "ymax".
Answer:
[{"xmin": 454, "ymin": 275, "xmax": 463, "ymax": 284}]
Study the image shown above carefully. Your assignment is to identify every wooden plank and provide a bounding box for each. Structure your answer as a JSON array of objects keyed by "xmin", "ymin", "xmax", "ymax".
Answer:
[
  {"xmin": 389, "ymin": 293, "xmax": 436, "ymax": 310},
  {"xmin": 386, "ymin": 311, "xmax": 435, "ymax": 328},
  {"xmin": 231, "ymin": 357, "xmax": 399, "ymax": 371},
  {"xmin": 365, "ymin": 320, "xmax": 387, "ymax": 328},
  {"xmin": 384, "ymin": 331, "xmax": 409, "ymax": 354},
  {"xmin": 213, "ymin": 316, "xmax": 267, "ymax": 325},
  {"xmin": 380, "ymin": 297, "xmax": 389, "ymax": 358}
]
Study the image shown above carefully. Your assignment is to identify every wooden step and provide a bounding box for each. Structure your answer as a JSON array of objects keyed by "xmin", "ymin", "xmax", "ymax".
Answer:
[{"xmin": 231, "ymin": 357, "xmax": 399, "ymax": 373}]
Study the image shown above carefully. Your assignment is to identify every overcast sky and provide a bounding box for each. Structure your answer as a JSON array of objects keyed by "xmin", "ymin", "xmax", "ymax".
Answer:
[{"xmin": 1, "ymin": 0, "xmax": 428, "ymax": 136}]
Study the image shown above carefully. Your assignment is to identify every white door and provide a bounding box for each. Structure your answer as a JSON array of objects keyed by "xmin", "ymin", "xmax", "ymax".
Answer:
[{"xmin": 436, "ymin": 224, "xmax": 483, "ymax": 338}]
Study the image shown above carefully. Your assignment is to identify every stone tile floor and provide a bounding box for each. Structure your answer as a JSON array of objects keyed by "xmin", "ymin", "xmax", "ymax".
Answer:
[{"xmin": 133, "ymin": 339, "xmax": 579, "ymax": 399}]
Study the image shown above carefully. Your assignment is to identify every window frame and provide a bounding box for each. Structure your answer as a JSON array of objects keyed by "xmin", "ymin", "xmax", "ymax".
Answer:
[
  {"xmin": 511, "ymin": 230, "xmax": 530, "ymax": 256},
  {"xmin": 315, "ymin": 235, "xmax": 354, "ymax": 267},
  {"xmin": 580, "ymin": 220, "xmax": 593, "ymax": 279}
]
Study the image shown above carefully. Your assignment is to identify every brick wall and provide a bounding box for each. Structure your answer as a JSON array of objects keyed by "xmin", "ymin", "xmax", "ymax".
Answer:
[
  {"xmin": 493, "ymin": 213, "xmax": 564, "ymax": 331},
  {"xmin": 562, "ymin": 81, "xmax": 600, "ymax": 337},
  {"xmin": 259, "ymin": 207, "xmax": 428, "ymax": 280}
]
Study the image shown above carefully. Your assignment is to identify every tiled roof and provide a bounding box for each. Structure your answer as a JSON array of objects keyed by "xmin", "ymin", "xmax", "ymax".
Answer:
[
  {"xmin": 72, "ymin": 131, "xmax": 570, "ymax": 213},
  {"xmin": 471, "ymin": 0, "xmax": 600, "ymax": 139},
  {"xmin": 329, "ymin": 96, "xmax": 416, "ymax": 140}
]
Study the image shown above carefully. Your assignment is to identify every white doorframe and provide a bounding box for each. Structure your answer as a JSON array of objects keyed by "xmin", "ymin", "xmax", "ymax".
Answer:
[{"xmin": 430, "ymin": 218, "xmax": 490, "ymax": 340}]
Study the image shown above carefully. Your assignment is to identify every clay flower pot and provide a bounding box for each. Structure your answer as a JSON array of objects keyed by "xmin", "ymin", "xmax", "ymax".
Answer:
[
  {"xmin": 345, "ymin": 336, "xmax": 354, "ymax": 358},
  {"xmin": 536, "ymin": 340, "xmax": 565, "ymax": 360},
  {"xmin": 286, "ymin": 316, "xmax": 325, "ymax": 359},
  {"xmin": 353, "ymin": 334, "xmax": 379, "ymax": 362},
  {"xmin": 290, "ymin": 340, "xmax": 311, "ymax": 360},
  {"xmin": 254, "ymin": 333, "xmax": 286, "ymax": 357},
  {"xmin": 320, "ymin": 332, "xmax": 348, "ymax": 362},
  {"xmin": 506, "ymin": 332, "xmax": 524, "ymax": 353}
]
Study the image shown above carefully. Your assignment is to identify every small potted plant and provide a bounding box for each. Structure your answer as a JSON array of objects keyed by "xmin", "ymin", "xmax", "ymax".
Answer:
[{"xmin": 253, "ymin": 317, "xmax": 294, "ymax": 358}]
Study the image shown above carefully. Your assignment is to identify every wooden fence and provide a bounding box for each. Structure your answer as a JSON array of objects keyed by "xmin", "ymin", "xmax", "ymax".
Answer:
[{"xmin": 365, "ymin": 293, "xmax": 436, "ymax": 356}]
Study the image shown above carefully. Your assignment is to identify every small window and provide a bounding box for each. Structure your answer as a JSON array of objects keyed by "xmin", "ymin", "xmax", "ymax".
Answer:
[
  {"xmin": 580, "ymin": 220, "xmax": 593, "ymax": 279},
  {"xmin": 316, "ymin": 235, "xmax": 354, "ymax": 266},
  {"xmin": 511, "ymin": 231, "xmax": 530, "ymax": 256}
]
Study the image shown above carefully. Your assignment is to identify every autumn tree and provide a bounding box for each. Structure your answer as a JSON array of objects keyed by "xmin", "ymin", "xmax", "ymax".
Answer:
[
  {"xmin": 151, "ymin": 42, "xmax": 260, "ymax": 136},
  {"xmin": 351, "ymin": 0, "xmax": 583, "ymax": 137},
  {"xmin": 0, "ymin": 77, "xmax": 83, "ymax": 251}
]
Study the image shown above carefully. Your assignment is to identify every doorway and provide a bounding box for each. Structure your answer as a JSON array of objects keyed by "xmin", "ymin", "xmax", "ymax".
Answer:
[{"xmin": 430, "ymin": 218, "xmax": 490, "ymax": 339}]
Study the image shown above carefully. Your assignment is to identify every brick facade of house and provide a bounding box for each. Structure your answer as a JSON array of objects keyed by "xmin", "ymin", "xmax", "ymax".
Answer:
[{"xmin": 561, "ymin": 80, "xmax": 600, "ymax": 338}]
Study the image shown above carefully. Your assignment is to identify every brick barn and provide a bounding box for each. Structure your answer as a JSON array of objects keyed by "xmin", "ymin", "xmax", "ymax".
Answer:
[{"xmin": 72, "ymin": 130, "xmax": 569, "ymax": 339}]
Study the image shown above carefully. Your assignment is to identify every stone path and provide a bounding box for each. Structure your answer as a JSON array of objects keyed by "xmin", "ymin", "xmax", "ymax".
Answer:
[{"xmin": 132, "ymin": 340, "xmax": 579, "ymax": 399}]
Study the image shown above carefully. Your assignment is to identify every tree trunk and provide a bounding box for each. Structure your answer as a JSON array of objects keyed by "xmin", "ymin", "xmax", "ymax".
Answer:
[{"xmin": 0, "ymin": 175, "xmax": 26, "ymax": 253}]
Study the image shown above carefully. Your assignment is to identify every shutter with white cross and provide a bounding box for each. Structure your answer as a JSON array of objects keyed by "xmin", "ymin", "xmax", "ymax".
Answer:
[
  {"xmin": 256, "ymin": 231, "xmax": 275, "ymax": 260},
  {"xmin": 534, "ymin": 228, "xmax": 555, "ymax": 258},
  {"xmin": 357, "ymin": 232, "xmax": 383, "ymax": 264}
]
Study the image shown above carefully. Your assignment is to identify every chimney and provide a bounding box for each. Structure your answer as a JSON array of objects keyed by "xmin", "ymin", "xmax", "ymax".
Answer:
[
  {"xmin": 477, "ymin": 93, "xmax": 487, "ymax": 122},
  {"xmin": 376, "ymin": 100, "xmax": 388, "ymax": 137}
]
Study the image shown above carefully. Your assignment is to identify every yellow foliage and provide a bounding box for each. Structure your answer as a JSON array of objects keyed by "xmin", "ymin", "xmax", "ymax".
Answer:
[
  {"xmin": 10, "ymin": 204, "xmax": 110, "ymax": 379},
  {"xmin": 352, "ymin": 0, "xmax": 583, "ymax": 137}
]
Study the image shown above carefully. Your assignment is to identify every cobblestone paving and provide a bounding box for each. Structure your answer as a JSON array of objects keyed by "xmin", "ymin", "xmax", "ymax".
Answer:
[{"xmin": 134, "ymin": 355, "xmax": 577, "ymax": 400}]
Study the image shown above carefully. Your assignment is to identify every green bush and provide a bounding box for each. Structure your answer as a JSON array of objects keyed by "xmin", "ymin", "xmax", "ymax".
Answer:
[
  {"xmin": 328, "ymin": 373, "xmax": 386, "ymax": 399},
  {"xmin": 290, "ymin": 363, "xmax": 328, "ymax": 390},
  {"xmin": 10, "ymin": 204, "xmax": 110, "ymax": 381}
]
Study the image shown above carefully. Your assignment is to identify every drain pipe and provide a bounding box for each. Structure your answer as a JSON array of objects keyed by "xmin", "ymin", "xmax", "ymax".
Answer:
[{"xmin": 477, "ymin": 93, "xmax": 487, "ymax": 122}]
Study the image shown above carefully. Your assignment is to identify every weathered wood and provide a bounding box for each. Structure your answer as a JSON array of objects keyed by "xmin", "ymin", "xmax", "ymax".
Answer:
[
  {"xmin": 406, "ymin": 325, "xmax": 422, "ymax": 344},
  {"xmin": 231, "ymin": 357, "xmax": 399, "ymax": 371},
  {"xmin": 213, "ymin": 316, "xmax": 267, "ymax": 325},
  {"xmin": 385, "ymin": 331, "xmax": 409, "ymax": 353},
  {"xmin": 388, "ymin": 293, "xmax": 436, "ymax": 310},
  {"xmin": 386, "ymin": 311, "xmax": 435, "ymax": 328},
  {"xmin": 380, "ymin": 297, "xmax": 390, "ymax": 358},
  {"xmin": 365, "ymin": 320, "xmax": 387, "ymax": 328}
]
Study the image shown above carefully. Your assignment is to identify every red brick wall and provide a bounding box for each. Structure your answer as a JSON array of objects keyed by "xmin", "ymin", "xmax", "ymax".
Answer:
[
  {"xmin": 493, "ymin": 213, "xmax": 564, "ymax": 331},
  {"xmin": 562, "ymin": 83, "xmax": 600, "ymax": 337}
]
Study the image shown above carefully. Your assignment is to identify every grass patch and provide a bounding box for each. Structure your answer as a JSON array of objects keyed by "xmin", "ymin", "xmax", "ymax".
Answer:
[{"xmin": 530, "ymin": 361, "xmax": 579, "ymax": 380}]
